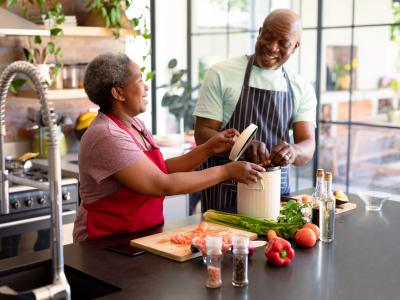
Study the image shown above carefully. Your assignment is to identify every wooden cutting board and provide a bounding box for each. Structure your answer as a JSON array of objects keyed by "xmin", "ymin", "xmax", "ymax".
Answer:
[{"xmin": 130, "ymin": 222, "xmax": 257, "ymax": 262}]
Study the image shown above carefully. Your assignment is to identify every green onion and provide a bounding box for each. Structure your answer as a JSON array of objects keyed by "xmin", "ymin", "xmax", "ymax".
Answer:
[{"xmin": 203, "ymin": 205, "xmax": 305, "ymax": 240}]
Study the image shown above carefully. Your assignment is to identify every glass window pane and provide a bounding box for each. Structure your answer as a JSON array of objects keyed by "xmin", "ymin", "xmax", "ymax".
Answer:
[
  {"xmin": 192, "ymin": 0, "xmax": 228, "ymax": 33},
  {"xmin": 318, "ymin": 124, "xmax": 349, "ymax": 186},
  {"xmin": 290, "ymin": 161, "xmax": 313, "ymax": 192},
  {"xmin": 191, "ymin": 34, "xmax": 228, "ymax": 85},
  {"xmin": 300, "ymin": 0, "xmax": 318, "ymax": 28},
  {"xmin": 320, "ymin": 28, "xmax": 352, "ymax": 122},
  {"xmin": 228, "ymin": 32, "xmax": 254, "ymax": 57},
  {"xmin": 323, "ymin": 0, "xmax": 353, "ymax": 27},
  {"xmin": 354, "ymin": 0, "xmax": 393, "ymax": 25},
  {"xmin": 289, "ymin": 29, "xmax": 317, "ymax": 86},
  {"xmin": 348, "ymin": 126, "xmax": 400, "ymax": 198},
  {"xmin": 350, "ymin": 26, "xmax": 400, "ymax": 125}
]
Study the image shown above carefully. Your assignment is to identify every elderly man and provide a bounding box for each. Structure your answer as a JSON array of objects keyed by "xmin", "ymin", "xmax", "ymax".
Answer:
[{"xmin": 194, "ymin": 9, "xmax": 317, "ymax": 212}]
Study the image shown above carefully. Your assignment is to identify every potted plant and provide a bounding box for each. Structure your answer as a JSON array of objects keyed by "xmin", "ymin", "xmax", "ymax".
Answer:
[
  {"xmin": 3, "ymin": 0, "xmax": 65, "ymax": 92},
  {"xmin": 161, "ymin": 59, "xmax": 200, "ymax": 133}
]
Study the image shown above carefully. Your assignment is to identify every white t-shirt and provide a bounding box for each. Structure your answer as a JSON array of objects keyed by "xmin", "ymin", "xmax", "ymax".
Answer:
[{"xmin": 194, "ymin": 55, "xmax": 317, "ymax": 128}]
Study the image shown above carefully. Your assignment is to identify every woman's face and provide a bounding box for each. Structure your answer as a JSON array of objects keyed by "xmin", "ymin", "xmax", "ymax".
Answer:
[{"xmin": 120, "ymin": 62, "xmax": 149, "ymax": 115}]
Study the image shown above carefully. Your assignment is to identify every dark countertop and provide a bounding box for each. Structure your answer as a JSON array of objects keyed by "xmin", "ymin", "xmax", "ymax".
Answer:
[{"xmin": 1, "ymin": 193, "xmax": 400, "ymax": 300}]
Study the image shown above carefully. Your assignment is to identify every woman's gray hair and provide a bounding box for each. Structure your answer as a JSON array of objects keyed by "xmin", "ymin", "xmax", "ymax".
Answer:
[{"xmin": 84, "ymin": 52, "xmax": 132, "ymax": 112}]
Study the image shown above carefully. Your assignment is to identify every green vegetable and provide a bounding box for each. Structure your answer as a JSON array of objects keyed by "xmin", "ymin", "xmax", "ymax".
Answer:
[
  {"xmin": 203, "ymin": 203, "xmax": 306, "ymax": 240},
  {"xmin": 278, "ymin": 200, "xmax": 308, "ymax": 224}
]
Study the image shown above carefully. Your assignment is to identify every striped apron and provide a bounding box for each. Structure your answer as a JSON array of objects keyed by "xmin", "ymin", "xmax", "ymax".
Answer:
[{"xmin": 200, "ymin": 55, "xmax": 295, "ymax": 213}]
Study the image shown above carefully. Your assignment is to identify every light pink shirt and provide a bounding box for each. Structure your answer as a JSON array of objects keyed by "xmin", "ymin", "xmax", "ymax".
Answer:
[{"xmin": 73, "ymin": 112, "xmax": 151, "ymax": 242}]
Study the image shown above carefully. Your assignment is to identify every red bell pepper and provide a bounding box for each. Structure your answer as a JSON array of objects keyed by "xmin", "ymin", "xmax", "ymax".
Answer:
[{"xmin": 264, "ymin": 237, "xmax": 295, "ymax": 266}]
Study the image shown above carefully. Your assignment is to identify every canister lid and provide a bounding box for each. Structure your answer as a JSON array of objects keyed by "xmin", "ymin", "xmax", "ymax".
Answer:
[{"xmin": 228, "ymin": 124, "xmax": 258, "ymax": 161}]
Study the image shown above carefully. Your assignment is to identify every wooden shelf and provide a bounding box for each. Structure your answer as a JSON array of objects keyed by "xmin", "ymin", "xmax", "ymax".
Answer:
[
  {"xmin": 60, "ymin": 26, "xmax": 137, "ymax": 37},
  {"xmin": 0, "ymin": 26, "xmax": 136, "ymax": 37},
  {"xmin": 14, "ymin": 89, "xmax": 87, "ymax": 100}
]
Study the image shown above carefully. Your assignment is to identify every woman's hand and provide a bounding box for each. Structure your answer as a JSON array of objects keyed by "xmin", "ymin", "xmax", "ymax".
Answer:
[
  {"xmin": 205, "ymin": 128, "xmax": 239, "ymax": 155},
  {"xmin": 224, "ymin": 161, "xmax": 265, "ymax": 184}
]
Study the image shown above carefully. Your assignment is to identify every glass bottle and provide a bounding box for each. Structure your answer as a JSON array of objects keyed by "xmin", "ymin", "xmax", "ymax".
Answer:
[
  {"xmin": 319, "ymin": 172, "xmax": 336, "ymax": 243},
  {"xmin": 232, "ymin": 235, "xmax": 249, "ymax": 287},
  {"xmin": 312, "ymin": 168, "xmax": 325, "ymax": 225},
  {"xmin": 205, "ymin": 236, "xmax": 222, "ymax": 288}
]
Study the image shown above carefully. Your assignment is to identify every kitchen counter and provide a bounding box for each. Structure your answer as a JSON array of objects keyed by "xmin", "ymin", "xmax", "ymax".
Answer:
[
  {"xmin": 33, "ymin": 153, "xmax": 80, "ymax": 179},
  {"xmin": 32, "ymin": 144, "xmax": 188, "ymax": 179},
  {"xmin": 1, "ymin": 193, "xmax": 400, "ymax": 300}
]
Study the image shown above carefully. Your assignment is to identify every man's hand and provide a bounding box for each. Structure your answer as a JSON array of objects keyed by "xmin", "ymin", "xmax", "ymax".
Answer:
[
  {"xmin": 269, "ymin": 140, "xmax": 296, "ymax": 166},
  {"xmin": 205, "ymin": 128, "xmax": 240, "ymax": 155},
  {"xmin": 244, "ymin": 140, "xmax": 271, "ymax": 166}
]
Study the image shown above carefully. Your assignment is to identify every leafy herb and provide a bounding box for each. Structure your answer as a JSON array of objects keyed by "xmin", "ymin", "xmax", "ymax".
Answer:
[
  {"xmin": 278, "ymin": 200, "xmax": 308, "ymax": 224},
  {"xmin": 203, "ymin": 207, "xmax": 306, "ymax": 240}
]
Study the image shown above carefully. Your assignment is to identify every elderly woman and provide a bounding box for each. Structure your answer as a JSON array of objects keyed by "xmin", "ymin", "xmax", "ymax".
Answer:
[{"xmin": 73, "ymin": 53, "xmax": 264, "ymax": 242}]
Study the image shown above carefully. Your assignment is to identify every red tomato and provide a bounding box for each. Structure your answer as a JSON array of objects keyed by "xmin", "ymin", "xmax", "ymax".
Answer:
[
  {"xmin": 295, "ymin": 228, "xmax": 317, "ymax": 248},
  {"xmin": 303, "ymin": 223, "xmax": 320, "ymax": 240}
]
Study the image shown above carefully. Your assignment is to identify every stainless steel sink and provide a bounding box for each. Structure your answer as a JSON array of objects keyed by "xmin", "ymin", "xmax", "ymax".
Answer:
[{"xmin": 0, "ymin": 260, "xmax": 121, "ymax": 299}]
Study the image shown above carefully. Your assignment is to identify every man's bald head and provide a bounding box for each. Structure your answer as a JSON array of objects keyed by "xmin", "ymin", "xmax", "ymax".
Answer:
[{"xmin": 263, "ymin": 9, "xmax": 302, "ymax": 40}]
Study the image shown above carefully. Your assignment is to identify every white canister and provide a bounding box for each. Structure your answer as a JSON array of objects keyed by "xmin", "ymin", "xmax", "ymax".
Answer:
[{"xmin": 237, "ymin": 166, "xmax": 281, "ymax": 219}]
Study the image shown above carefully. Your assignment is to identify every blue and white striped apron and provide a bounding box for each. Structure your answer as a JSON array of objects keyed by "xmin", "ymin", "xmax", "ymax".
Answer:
[{"xmin": 200, "ymin": 55, "xmax": 295, "ymax": 213}]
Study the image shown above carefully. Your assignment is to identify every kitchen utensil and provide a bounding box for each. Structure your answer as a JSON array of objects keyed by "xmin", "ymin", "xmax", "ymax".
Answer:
[
  {"xmin": 130, "ymin": 222, "xmax": 257, "ymax": 262},
  {"xmin": 358, "ymin": 191, "xmax": 390, "ymax": 211},
  {"xmin": 5, "ymin": 156, "xmax": 33, "ymax": 171},
  {"xmin": 229, "ymin": 123, "xmax": 281, "ymax": 219}
]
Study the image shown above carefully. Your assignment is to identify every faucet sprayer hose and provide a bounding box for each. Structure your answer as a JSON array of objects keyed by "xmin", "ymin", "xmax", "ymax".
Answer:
[{"xmin": 0, "ymin": 61, "xmax": 58, "ymax": 146}]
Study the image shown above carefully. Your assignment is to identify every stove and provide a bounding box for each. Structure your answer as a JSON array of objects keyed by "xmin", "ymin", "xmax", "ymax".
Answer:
[{"xmin": 0, "ymin": 166, "xmax": 79, "ymax": 260}]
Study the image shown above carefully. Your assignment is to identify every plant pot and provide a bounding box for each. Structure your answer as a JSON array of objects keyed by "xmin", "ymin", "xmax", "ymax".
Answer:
[{"xmin": 36, "ymin": 64, "xmax": 52, "ymax": 86}]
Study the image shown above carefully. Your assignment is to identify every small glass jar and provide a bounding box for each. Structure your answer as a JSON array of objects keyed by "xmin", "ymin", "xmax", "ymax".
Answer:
[
  {"xmin": 205, "ymin": 236, "xmax": 222, "ymax": 288},
  {"xmin": 63, "ymin": 64, "xmax": 79, "ymax": 89},
  {"xmin": 232, "ymin": 235, "xmax": 249, "ymax": 287}
]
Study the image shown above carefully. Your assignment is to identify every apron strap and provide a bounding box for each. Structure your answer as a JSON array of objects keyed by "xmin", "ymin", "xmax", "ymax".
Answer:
[{"xmin": 243, "ymin": 55, "xmax": 255, "ymax": 87}]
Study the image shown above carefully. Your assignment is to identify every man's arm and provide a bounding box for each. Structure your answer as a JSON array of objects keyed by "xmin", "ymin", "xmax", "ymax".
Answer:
[{"xmin": 194, "ymin": 116, "xmax": 222, "ymax": 145}]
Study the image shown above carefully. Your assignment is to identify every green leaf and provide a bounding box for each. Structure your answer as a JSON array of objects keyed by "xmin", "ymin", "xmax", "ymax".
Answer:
[
  {"xmin": 110, "ymin": 7, "xmax": 117, "ymax": 25},
  {"xmin": 50, "ymin": 28, "xmax": 63, "ymax": 37},
  {"xmin": 145, "ymin": 72, "xmax": 154, "ymax": 81},
  {"xmin": 9, "ymin": 79, "xmax": 27, "ymax": 94},
  {"xmin": 131, "ymin": 18, "xmax": 139, "ymax": 27},
  {"xmin": 168, "ymin": 59, "xmax": 178, "ymax": 69},
  {"xmin": 47, "ymin": 42, "xmax": 55, "ymax": 54},
  {"xmin": 34, "ymin": 36, "xmax": 42, "ymax": 45},
  {"xmin": 143, "ymin": 33, "xmax": 152, "ymax": 39},
  {"xmin": 7, "ymin": 0, "xmax": 17, "ymax": 7}
]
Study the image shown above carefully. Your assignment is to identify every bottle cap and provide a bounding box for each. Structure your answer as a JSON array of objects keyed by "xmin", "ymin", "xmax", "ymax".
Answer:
[
  {"xmin": 317, "ymin": 168, "xmax": 324, "ymax": 177},
  {"xmin": 324, "ymin": 172, "xmax": 332, "ymax": 180},
  {"xmin": 232, "ymin": 235, "xmax": 249, "ymax": 249},
  {"xmin": 205, "ymin": 235, "xmax": 222, "ymax": 250}
]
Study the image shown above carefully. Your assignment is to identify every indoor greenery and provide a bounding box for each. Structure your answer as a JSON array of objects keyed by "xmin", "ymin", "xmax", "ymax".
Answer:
[
  {"xmin": 1, "ymin": 0, "xmax": 65, "ymax": 91},
  {"xmin": 161, "ymin": 59, "xmax": 200, "ymax": 132},
  {"xmin": 2, "ymin": 0, "xmax": 153, "ymax": 92}
]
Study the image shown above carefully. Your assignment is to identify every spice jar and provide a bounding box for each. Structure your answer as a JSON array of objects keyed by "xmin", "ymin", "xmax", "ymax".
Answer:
[
  {"xmin": 232, "ymin": 235, "xmax": 249, "ymax": 287},
  {"xmin": 205, "ymin": 236, "xmax": 222, "ymax": 288}
]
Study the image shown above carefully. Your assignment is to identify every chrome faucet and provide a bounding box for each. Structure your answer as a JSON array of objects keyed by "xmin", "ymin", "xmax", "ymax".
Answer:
[{"xmin": 0, "ymin": 61, "xmax": 70, "ymax": 299}]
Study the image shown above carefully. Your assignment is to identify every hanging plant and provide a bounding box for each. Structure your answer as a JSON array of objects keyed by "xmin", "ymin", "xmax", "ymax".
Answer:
[{"xmin": 85, "ymin": 0, "xmax": 153, "ymax": 80}]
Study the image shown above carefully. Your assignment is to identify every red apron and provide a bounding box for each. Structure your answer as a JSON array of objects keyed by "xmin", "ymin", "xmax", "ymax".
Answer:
[{"xmin": 83, "ymin": 114, "xmax": 167, "ymax": 240}]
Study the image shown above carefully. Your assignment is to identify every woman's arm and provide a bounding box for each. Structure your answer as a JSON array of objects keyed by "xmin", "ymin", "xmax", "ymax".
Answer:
[
  {"xmin": 164, "ymin": 128, "xmax": 238, "ymax": 173},
  {"xmin": 113, "ymin": 154, "xmax": 264, "ymax": 197}
]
